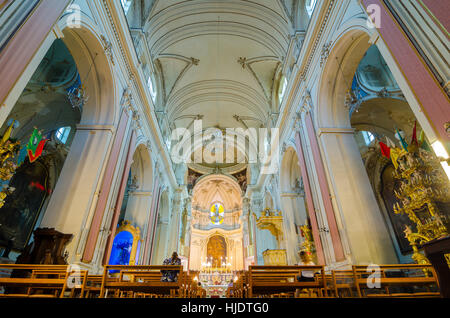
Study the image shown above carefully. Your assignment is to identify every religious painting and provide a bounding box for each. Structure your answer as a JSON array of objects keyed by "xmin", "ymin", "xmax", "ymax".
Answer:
[
  {"xmin": 380, "ymin": 165, "xmax": 415, "ymax": 254},
  {"xmin": 232, "ymin": 169, "xmax": 247, "ymax": 192},
  {"xmin": 207, "ymin": 235, "xmax": 227, "ymax": 268},
  {"xmin": 187, "ymin": 168, "xmax": 203, "ymax": 193},
  {"xmin": 109, "ymin": 231, "xmax": 133, "ymax": 267},
  {"xmin": 0, "ymin": 160, "xmax": 49, "ymax": 251}
]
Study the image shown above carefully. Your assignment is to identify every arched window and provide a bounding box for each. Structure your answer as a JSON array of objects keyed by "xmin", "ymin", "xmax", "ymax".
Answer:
[
  {"xmin": 55, "ymin": 126, "xmax": 71, "ymax": 144},
  {"xmin": 210, "ymin": 202, "xmax": 224, "ymax": 225},
  {"xmin": 147, "ymin": 76, "xmax": 157, "ymax": 102},
  {"xmin": 306, "ymin": 0, "xmax": 317, "ymax": 17},
  {"xmin": 278, "ymin": 75, "xmax": 288, "ymax": 103},
  {"xmin": 121, "ymin": 0, "xmax": 132, "ymax": 14}
]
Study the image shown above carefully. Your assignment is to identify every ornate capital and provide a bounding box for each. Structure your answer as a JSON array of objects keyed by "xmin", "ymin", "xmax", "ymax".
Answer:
[
  {"xmin": 320, "ymin": 41, "xmax": 332, "ymax": 68},
  {"xmin": 300, "ymin": 90, "xmax": 312, "ymax": 114}
]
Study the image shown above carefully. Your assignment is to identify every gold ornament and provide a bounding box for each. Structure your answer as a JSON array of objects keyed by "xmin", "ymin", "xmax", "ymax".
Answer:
[{"xmin": 393, "ymin": 148, "xmax": 450, "ymax": 264}]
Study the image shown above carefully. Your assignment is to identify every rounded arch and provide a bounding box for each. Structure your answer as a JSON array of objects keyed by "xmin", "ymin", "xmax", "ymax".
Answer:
[
  {"xmin": 313, "ymin": 19, "xmax": 405, "ymax": 264},
  {"xmin": 206, "ymin": 234, "xmax": 228, "ymax": 268},
  {"xmin": 192, "ymin": 174, "xmax": 243, "ymax": 211},
  {"xmin": 57, "ymin": 15, "xmax": 118, "ymax": 125},
  {"xmin": 317, "ymin": 22, "xmax": 373, "ymax": 128},
  {"xmin": 130, "ymin": 143, "xmax": 154, "ymax": 191},
  {"xmin": 280, "ymin": 146, "xmax": 302, "ymax": 193}
]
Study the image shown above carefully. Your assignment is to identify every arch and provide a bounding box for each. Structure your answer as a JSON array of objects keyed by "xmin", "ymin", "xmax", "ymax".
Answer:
[
  {"xmin": 192, "ymin": 174, "xmax": 242, "ymax": 211},
  {"xmin": 317, "ymin": 24, "xmax": 372, "ymax": 129},
  {"xmin": 206, "ymin": 234, "xmax": 227, "ymax": 268},
  {"xmin": 279, "ymin": 146, "xmax": 311, "ymax": 264},
  {"xmin": 313, "ymin": 20, "xmax": 406, "ymax": 264},
  {"xmin": 37, "ymin": 14, "xmax": 120, "ymax": 265},
  {"xmin": 130, "ymin": 143, "xmax": 154, "ymax": 191},
  {"xmin": 280, "ymin": 147, "xmax": 302, "ymax": 193},
  {"xmin": 57, "ymin": 15, "xmax": 118, "ymax": 125}
]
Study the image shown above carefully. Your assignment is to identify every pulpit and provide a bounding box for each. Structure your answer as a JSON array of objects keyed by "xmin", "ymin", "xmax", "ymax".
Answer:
[
  {"xmin": 15, "ymin": 228, "xmax": 72, "ymax": 265},
  {"xmin": 262, "ymin": 249, "xmax": 287, "ymax": 265}
]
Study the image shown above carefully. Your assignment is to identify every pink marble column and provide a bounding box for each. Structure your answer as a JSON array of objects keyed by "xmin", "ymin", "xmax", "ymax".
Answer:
[
  {"xmin": 420, "ymin": 0, "xmax": 450, "ymax": 32},
  {"xmin": 305, "ymin": 112, "xmax": 345, "ymax": 262},
  {"xmin": 0, "ymin": 0, "xmax": 70, "ymax": 105},
  {"xmin": 82, "ymin": 109, "xmax": 129, "ymax": 263},
  {"xmin": 102, "ymin": 130, "xmax": 137, "ymax": 265},
  {"xmin": 294, "ymin": 132, "xmax": 325, "ymax": 265},
  {"xmin": 362, "ymin": 0, "xmax": 450, "ymax": 143}
]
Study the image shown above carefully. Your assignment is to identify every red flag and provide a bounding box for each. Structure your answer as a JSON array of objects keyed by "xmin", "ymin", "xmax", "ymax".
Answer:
[
  {"xmin": 411, "ymin": 121, "xmax": 418, "ymax": 146},
  {"xmin": 379, "ymin": 141, "xmax": 391, "ymax": 158}
]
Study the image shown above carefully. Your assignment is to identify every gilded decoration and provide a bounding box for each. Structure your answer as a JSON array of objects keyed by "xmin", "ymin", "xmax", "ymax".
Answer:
[
  {"xmin": 262, "ymin": 249, "xmax": 287, "ymax": 266},
  {"xmin": 256, "ymin": 209, "xmax": 284, "ymax": 246},
  {"xmin": 392, "ymin": 148, "xmax": 450, "ymax": 264},
  {"xmin": 299, "ymin": 223, "xmax": 315, "ymax": 263}
]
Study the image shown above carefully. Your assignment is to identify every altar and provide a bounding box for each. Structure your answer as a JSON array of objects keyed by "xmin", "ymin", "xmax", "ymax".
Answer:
[{"xmin": 198, "ymin": 269, "xmax": 235, "ymax": 298}]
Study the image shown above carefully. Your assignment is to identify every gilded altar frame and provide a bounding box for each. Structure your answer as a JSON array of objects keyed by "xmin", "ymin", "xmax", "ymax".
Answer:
[{"xmin": 115, "ymin": 220, "xmax": 141, "ymax": 265}]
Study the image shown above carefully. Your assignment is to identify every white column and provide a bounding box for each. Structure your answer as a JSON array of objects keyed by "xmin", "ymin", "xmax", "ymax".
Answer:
[
  {"xmin": 318, "ymin": 128, "xmax": 397, "ymax": 264},
  {"xmin": 40, "ymin": 126, "xmax": 113, "ymax": 266}
]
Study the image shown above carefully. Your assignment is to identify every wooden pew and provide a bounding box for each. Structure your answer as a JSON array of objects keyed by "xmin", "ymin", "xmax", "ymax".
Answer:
[
  {"xmin": 84, "ymin": 275, "xmax": 121, "ymax": 298},
  {"xmin": 352, "ymin": 264, "xmax": 441, "ymax": 298},
  {"xmin": 246, "ymin": 265, "xmax": 327, "ymax": 298},
  {"xmin": 0, "ymin": 264, "xmax": 69, "ymax": 298},
  {"xmin": 100, "ymin": 265, "xmax": 184, "ymax": 298},
  {"xmin": 30, "ymin": 268, "xmax": 88, "ymax": 298},
  {"xmin": 327, "ymin": 269, "xmax": 375, "ymax": 298}
]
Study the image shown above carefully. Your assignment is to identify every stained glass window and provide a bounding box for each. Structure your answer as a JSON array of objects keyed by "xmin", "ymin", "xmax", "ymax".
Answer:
[
  {"xmin": 210, "ymin": 203, "xmax": 224, "ymax": 225},
  {"xmin": 147, "ymin": 76, "xmax": 157, "ymax": 102}
]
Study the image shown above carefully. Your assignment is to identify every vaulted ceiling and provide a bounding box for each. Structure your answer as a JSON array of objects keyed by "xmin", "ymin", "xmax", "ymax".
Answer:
[{"xmin": 143, "ymin": 0, "xmax": 293, "ymax": 131}]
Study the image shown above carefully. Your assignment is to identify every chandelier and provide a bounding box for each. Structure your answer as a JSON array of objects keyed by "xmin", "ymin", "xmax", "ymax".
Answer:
[
  {"xmin": 67, "ymin": 85, "xmax": 88, "ymax": 110},
  {"xmin": 67, "ymin": 53, "xmax": 97, "ymax": 110}
]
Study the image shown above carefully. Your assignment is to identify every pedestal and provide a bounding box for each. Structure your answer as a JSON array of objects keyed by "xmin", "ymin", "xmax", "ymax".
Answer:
[{"xmin": 422, "ymin": 236, "xmax": 450, "ymax": 298}]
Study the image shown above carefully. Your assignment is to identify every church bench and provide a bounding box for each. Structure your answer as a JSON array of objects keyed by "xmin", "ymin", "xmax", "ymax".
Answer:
[
  {"xmin": 246, "ymin": 265, "xmax": 327, "ymax": 298},
  {"xmin": 232, "ymin": 271, "xmax": 248, "ymax": 297},
  {"xmin": 100, "ymin": 265, "xmax": 184, "ymax": 298},
  {"xmin": 0, "ymin": 264, "xmax": 69, "ymax": 298},
  {"xmin": 328, "ymin": 269, "xmax": 372, "ymax": 298},
  {"xmin": 352, "ymin": 264, "xmax": 441, "ymax": 298},
  {"xmin": 83, "ymin": 275, "xmax": 104, "ymax": 298},
  {"xmin": 29, "ymin": 268, "xmax": 88, "ymax": 298}
]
